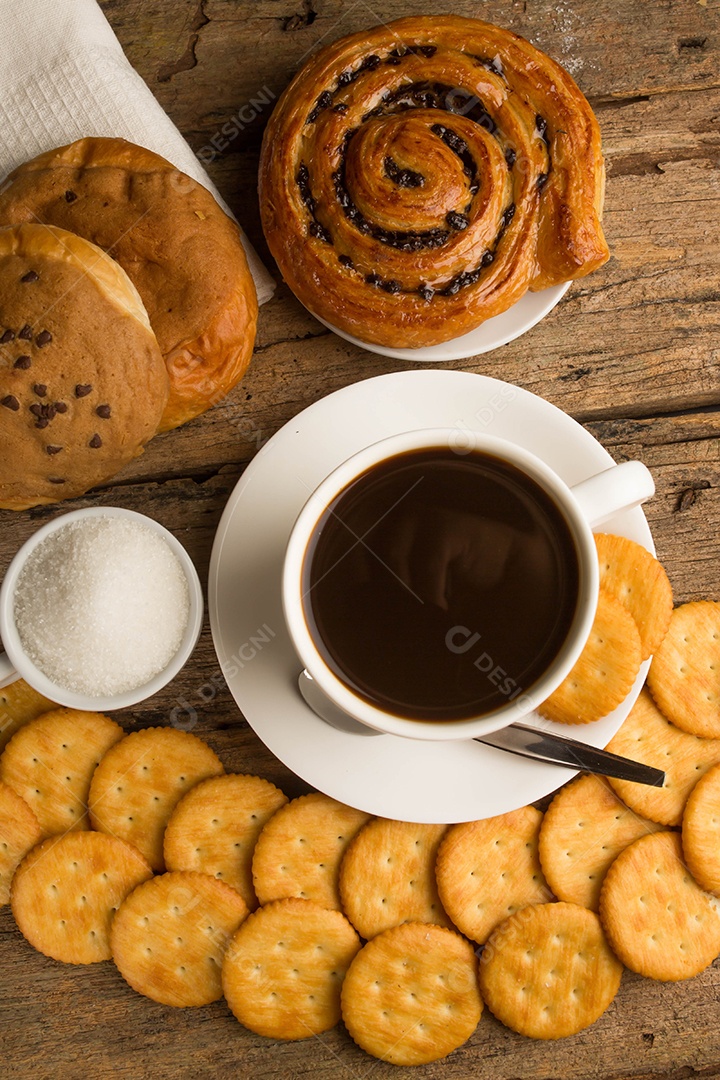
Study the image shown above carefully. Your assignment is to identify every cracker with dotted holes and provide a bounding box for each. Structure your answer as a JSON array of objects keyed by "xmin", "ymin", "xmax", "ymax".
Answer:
[
  {"xmin": 599, "ymin": 831, "xmax": 720, "ymax": 981},
  {"xmin": 11, "ymin": 831, "xmax": 152, "ymax": 963},
  {"xmin": 341, "ymin": 921, "xmax": 482, "ymax": 1066},
  {"xmin": 479, "ymin": 901, "xmax": 622, "ymax": 1039},
  {"xmin": 436, "ymin": 807, "xmax": 550, "ymax": 944},
  {"xmin": 605, "ymin": 688, "xmax": 720, "ymax": 826},
  {"xmin": 88, "ymin": 728, "xmax": 224, "ymax": 870},
  {"xmin": 111, "ymin": 870, "xmax": 249, "ymax": 1006},
  {"xmin": 0, "ymin": 679, "xmax": 55, "ymax": 752},
  {"xmin": 163, "ymin": 773, "xmax": 288, "ymax": 909},
  {"xmin": 539, "ymin": 774, "xmax": 663, "ymax": 911},
  {"xmin": 0, "ymin": 708, "xmax": 124, "ymax": 835},
  {"xmin": 222, "ymin": 896, "xmax": 361, "ymax": 1039},
  {"xmin": 647, "ymin": 601, "xmax": 720, "ymax": 738},
  {"xmin": 339, "ymin": 819, "xmax": 450, "ymax": 939},
  {"xmin": 595, "ymin": 533, "xmax": 673, "ymax": 660},
  {"xmin": 251, "ymin": 792, "xmax": 371, "ymax": 910},
  {"xmin": 682, "ymin": 762, "xmax": 720, "ymax": 895},
  {"xmin": 0, "ymin": 781, "xmax": 42, "ymax": 906},
  {"xmin": 539, "ymin": 590, "xmax": 642, "ymax": 725}
]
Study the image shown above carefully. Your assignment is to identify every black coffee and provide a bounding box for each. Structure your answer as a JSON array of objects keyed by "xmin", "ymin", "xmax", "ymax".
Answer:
[{"xmin": 302, "ymin": 447, "xmax": 580, "ymax": 720}]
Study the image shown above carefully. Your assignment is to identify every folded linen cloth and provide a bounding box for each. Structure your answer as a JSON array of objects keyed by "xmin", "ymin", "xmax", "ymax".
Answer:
[{"xmin": 0, "ymin": 0, "xmax": 275, "ymax": 303}]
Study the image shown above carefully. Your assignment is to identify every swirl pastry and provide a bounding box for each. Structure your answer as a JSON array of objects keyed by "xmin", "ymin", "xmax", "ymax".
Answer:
[{"xmin": 259, "ymin": 16, "xmax": 608, "ymax": 348}]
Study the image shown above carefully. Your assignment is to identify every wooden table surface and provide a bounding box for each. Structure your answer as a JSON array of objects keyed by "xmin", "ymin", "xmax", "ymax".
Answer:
[{"xmin": 2, "ymin": 1, "xmax": 720, "ymax": 1077}]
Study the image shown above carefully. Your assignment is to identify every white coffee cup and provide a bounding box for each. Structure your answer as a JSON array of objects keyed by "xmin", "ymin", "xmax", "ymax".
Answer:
[
  {"xmin": 283, "ymin": 428, "xmax": 654, "ymax": 741},
  {"xmin": 0, "ymin": 506, "xmax": 204, "ymax": 711}
]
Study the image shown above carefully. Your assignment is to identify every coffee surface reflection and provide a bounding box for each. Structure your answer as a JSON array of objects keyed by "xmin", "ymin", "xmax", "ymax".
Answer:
[{"xmin": 302, "ymin": 447, "xmax": 580, "ymax": 720}]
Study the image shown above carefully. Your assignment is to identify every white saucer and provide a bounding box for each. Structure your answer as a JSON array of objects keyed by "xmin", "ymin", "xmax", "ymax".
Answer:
[
  {"xmin": 314, "ymin": 282, "xmax": 570, "ymax": 362},
  {"xmin": 209, "ymin": 370, "xmax": 653, "ymax": 823}
]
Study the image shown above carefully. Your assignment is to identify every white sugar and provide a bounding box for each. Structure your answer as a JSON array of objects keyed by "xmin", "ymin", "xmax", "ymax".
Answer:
[{"xmin": 14, "ymin": 516, "xmax": 190, "ymax": 697}]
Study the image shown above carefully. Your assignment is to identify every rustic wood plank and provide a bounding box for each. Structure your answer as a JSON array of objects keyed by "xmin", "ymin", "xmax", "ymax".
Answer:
[
  {"xmin": 3, "ymin": 416, "xmax": 720, "ymax": 1079},
  {"xmin": 101, "ymin": 0, "xmax": 720, "ymax": 126}
]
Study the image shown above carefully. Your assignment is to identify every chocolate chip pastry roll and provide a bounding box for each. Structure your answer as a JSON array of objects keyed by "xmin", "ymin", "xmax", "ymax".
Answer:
[{"xmin": 259, "ymin": 15, "xmax": 609, "ymax": 348}]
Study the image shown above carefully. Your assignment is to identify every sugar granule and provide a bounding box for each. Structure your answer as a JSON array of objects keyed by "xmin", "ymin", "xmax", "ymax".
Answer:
[{"xmin": 14, "ymin": 516, "xmax": 191, "ymax": 697}]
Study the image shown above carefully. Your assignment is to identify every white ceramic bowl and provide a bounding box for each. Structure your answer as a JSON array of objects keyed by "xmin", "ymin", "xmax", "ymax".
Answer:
[{"xmin": 0, "ymin": 506, "xmax": 204, "ymax": 711}]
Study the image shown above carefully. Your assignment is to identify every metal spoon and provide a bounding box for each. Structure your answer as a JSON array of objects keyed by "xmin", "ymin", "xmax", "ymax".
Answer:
[{"xmin": 298, "ymin": 671, "xmax": 665, "ymax": 787}]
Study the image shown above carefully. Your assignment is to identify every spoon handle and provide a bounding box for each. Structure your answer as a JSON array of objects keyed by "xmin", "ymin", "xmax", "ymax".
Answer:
[{"xmin": 477, "ymin": 722, "xmax": 665, "ymax": 787}]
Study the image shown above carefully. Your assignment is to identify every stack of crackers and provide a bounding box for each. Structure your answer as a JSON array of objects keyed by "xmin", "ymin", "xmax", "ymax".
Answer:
[{"xmin": 3, "ymin": 536, "xmax": 720, "ymax": 1067}]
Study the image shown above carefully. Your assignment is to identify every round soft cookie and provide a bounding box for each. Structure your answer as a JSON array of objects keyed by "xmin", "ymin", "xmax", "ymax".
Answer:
[
  {"xmin": 0, "ymin": 138, "xmax": 258, "ymax": 431},
  {"xmin": 682, "ymin": 762, "xmax": 720, "ymax": 895},
  {"xmin": 0, "ymin": 708, "xmax": 125, "ymax": 835},
  {"xmin": 478, "ymin": 901, "xmax": 623, "ymax": 1039},
  {"xmin": 436, "ymin": 806, "xmax": 550, "ymax": 943},
  {"xmin": 0, "ymin": 223, "xmax": 168, "ymax": 510},
  {"xmin": 163, "ymin": 773, "xmax": 288, "ymax": 909},
  {"xmin": 88, "ymin": 728, "xmax": 224, "ymax": 870},
  {"xmin": 0, "ymin": 782, "xmax": 42, "ymax": 906},
  {"xmin": 222, "ymin": 897, "xmax": 361, "ymax": 1039},
  {"xmin": 11, "ymin": 831, "xmax": 152, "ymax": 964},
  {"xmin": 111, "ymin": 871, "xmax": 249, "ymax": 1007},
  {"xmin": 599, "ymin": 831, "xmax": 720, "ymax": 981},
  {"xmin": 647, "ymin": 601, "xmax": 720, "ymax": 738},
  {"xmin": 341, "ymin": 922, "xmax": 482, "ymax": 1066}
]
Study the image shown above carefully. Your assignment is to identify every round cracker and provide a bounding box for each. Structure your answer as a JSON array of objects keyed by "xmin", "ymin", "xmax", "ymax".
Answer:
[
  {"xmin": 251, "ymin": 792, "xmax": 371, "ymax": 910},
  {"xmin": 595, "ymin": 533, "xmax": 673, "ymax": 660},
  {"xmin": 539, "ymin": 590, "xmax": 642, "ymax": 725},
  {"xmin": 682, "ymin": 762, "xmax": 720, "ymax": 895},
  {"xmin": 222, "ymin": 897, "xmax": 361, "ymax": 1039},
  {"xmin": 599, "ymin": 831, "xmax": 720, "ymax": 981},
  {"xmin": 339, "ymin": 819, "xmax": 450, "ymax": 939},
  {"xmin": 342, "ymin": 922, "xmax": 482, "ymax": 1066},
  {"xmin": 0, "ymin": 680, "xmax": 56, "ymax": 753},
  {"xmin": 11, "ymin": 831, "xmax": 152, "ymax": 964},
  {"xmin": 605, "ymin": 688, "xmax": 720, "ymax": 826},
  {"xmin": 88, "ymin": 727, "xmax": 224, "ymax": 870},
  {"xmin": 647, "ymin": 601, "xmax": 720, "ymax": 738},
  {"xmin": 163, "ymin": 773, "xmax": 287, "ymax": 909},
  {"xmin": 436, "ymin": 807, "xmax": 550, "ymax": 943},
  {"xmin": 0, "ymin": 781, "xmax": 42, "ymax": 906},
  {"xmin": 539, "ymin": 774, "xmax": 663, "ymax": 911},
  {"xmin": 111, "ymin": 870, "xmax": 248, "ymax": 1006},
  {"xmin": 479, "ymin": 901, "xmax": 622, "ymax": 1039},
  {"xmin": 0, "ymin": 708, "xmax": 124, "ymax": 835}
]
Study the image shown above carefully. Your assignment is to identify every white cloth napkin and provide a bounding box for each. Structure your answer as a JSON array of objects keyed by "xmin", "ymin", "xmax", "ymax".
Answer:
[{"xmin": 0, "ymin": 0, "xmax": 275, "ymax": 303}]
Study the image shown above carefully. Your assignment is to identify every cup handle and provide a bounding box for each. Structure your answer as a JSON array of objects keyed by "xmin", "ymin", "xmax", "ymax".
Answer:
[
  {"xmin": 0, "ymin": 650, "xmax": 20, "ymax": 691},
  {"xmin": 570, "ymin": 461, "xmax": 655, "ymax": 528}
]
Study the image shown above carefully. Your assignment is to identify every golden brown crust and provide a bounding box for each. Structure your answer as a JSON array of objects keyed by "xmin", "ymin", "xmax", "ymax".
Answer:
[
  {"xmin": 599, "ymin": 832, "xmax": 720, "ymax": 982},
  {"xmin": 436, "ymin": 807, "xmax": 550, "ymax": 943},
  {"xmin": 259, "ymin": 15, "xmax": 608, "ymax": 348},
  {"xmin": 0, "ymin": 223, "xmax": 168, "ymax": 510},
  {"xmin": 0, "ymin": 707, "xmax": 125, "ymax": 836},
  {"xmin": 341, "ymin": 922, "xmax": 482, "ymax": 1065},
  {"xmin": 0, "ymin": 138, "xmax": 258, "ymax": 430},
  {"xmin": 647, "ymin": 601, "xmax": 720, "ymax": 738},
  {"xmin": 479, "ymin": 902, "xmax": 622, "ymax": 1038}
]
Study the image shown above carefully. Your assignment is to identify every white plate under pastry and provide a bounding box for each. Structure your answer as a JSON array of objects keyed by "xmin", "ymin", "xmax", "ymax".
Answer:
[
  {"xmin": 314, "ymin": 282, "xmax": 570, "ymax": 361},
  {"xmin": 209, "ymin": 370, "xmax": 652, "ymax": 823}
]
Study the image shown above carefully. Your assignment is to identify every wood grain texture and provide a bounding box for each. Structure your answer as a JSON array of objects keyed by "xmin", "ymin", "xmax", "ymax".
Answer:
[{"xmin": 2, "ymin": 0, "xmax": 720, "ymax": 1077}]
